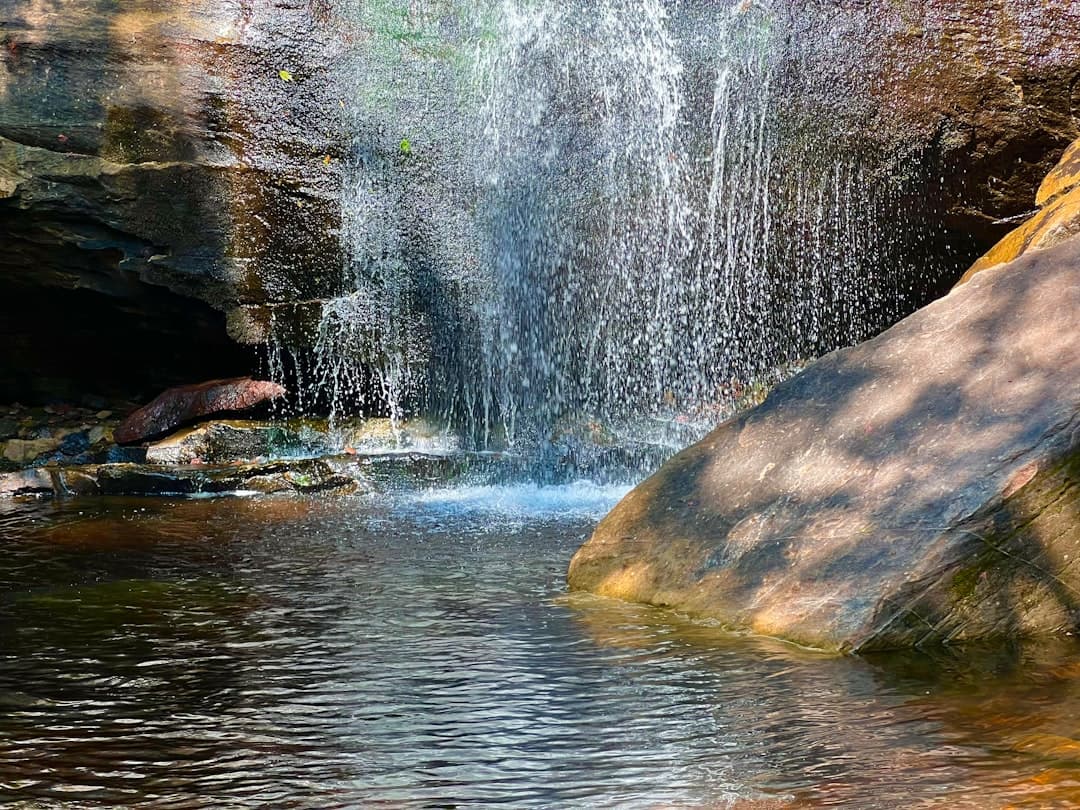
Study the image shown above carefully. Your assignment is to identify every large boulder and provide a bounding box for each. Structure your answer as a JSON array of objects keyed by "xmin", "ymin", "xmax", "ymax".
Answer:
[
  {"xmin": 115, "ymin": 378, "xmax": 285, "ymax": 444},
  {"xmin": 568, "ymin": 235, "xmax": 1080, "ymax": 652}
]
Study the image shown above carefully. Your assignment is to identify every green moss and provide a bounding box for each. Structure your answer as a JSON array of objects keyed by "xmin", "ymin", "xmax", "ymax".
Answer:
[
  {"xmin": 949, "ymin": 564, "xmax": 983, "ymax": 601},
  {"xmin": 350, "ymin": 0, "xmax": 494, "ymax": 116},
  {"xmin": 101, "ymin": 104, "xmax": 193, "ymax": 164}
]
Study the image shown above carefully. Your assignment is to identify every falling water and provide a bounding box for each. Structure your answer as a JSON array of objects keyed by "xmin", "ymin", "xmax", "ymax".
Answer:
[
  {"xmin": 465, "ymin": 0, "xmax": 692, "ymax": 445},
  {"xmin": 265, "ymin": 0, "xmax": 938, "ymax": 461}
]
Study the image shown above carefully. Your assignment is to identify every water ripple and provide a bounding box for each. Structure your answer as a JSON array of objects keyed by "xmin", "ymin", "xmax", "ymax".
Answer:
[{"xmin": 1, "ymin": 494, "xmax": 1080, "ymax": 807}]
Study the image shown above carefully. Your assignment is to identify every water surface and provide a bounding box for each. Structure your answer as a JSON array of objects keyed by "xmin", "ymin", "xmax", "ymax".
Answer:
[{"xmin": 2, "ymin": 488, "xmax": 1080, "ymax": 808}]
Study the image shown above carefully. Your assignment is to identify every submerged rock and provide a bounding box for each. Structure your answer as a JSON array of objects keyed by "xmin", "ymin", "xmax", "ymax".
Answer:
[
  {"xmin": 568, "ymin": 235, "xmax": 1080, "ymax": 652},
  {"xmin": 115, "ymin": 378, "xmax": 286, "ymax": 445},
  {"xmin": 54, "ymin": 460, "xmax": 358, "ymax": 498}
]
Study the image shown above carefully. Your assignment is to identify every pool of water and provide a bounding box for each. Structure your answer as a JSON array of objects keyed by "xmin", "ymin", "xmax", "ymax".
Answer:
[{"xmin": 2, "ymin": 487, "xmax": 1080, "ymax": 808}]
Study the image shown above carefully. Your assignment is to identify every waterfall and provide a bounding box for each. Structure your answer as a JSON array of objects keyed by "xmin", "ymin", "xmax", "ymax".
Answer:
[
  {"xmin": 265, "ymin": 0, "xmax": 935, "ymax": 459},
  {"xmin": 467, "ymin": 0, "xmax": 691, "ymax": 446}
]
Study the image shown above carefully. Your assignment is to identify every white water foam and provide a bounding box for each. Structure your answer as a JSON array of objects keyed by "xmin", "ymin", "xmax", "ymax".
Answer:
[{"xmin": 397, "ymin": 480, "xmax": 632, "ymax": 520}]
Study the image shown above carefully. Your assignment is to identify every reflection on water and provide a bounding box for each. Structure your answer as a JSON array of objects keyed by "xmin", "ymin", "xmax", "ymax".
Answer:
[{"xmin": 2, "ymin": 491, "xmax": 1080, "ymax": 808}]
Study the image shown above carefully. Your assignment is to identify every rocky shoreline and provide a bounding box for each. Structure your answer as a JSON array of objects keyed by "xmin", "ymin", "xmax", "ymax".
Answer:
[
  {"xmin": 0, "ymin": 395, "xmax": 495, "ymax": 499},
  {"xmin": 0, "ymin": 400, "xmax": 701, "ymax": 500}
]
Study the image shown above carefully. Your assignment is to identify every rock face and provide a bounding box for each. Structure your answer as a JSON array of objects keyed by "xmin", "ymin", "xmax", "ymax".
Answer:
[
  {"xmin": 115, "ymin": 378, "xmax": 286, "ymax": 444},
  {"xmin": 568, "ymin": 236, "xmax": 1080, "ymax": 652},
  {"xmin": 0, "ymin": 2, "xmax": 349, "ymax": 302},
  {"xmin": 957, "ymin": 136, "xmax": 1080, "ymax": 284},
  {"xmin": 0, "ymin": 1, "xmax": 348, "ymax": 402},
  {"xmin": 861, "ymin": 1, "xmax": 1080, "ymax": 247},
  {"xmin": 2, "ymin": 1, "xmax": 1079, "ymax": 406}
]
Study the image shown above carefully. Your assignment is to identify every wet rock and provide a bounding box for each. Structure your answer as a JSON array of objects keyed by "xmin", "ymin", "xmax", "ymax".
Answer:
[
  {"xmin": 53, "ymin": 459, "xmax": 358, "ymax": 498},
  {"xmin": 864, "ymin": 2, "xmax": 1080, "ymax": 247},
  {"xmin": 334, "ymin": 418, "xmax": 461, "ymax": 455},
  {"xmin": 0, "ymin": 445, "xmax": 526, "ymax": 500},
  {"xmin": 242, "ymin": 474, "xmax": 295, "ymax": 495},
  {"xmin": 115, "ymin": 378, "xmax": 286, "ymax": 445},
  {"xmin": 104, "ymin": 446, "xmax": 148, "ymax": 465},
  {"xmin": 57, "ymin": 430, "xmax": 91, "ymax": 456},
  {"xmin": 145, "ymin": 421, "xmax": 305, "ymax": 465},
  {"xmin": 326, "ymin": 451, "xmax": 520, "ymax": 490},
  {"xmin": 0, "ymin": 468, "xmax": 55, "ymax": 496},
  {"xmin": 25, "ymin": 425, "xmax": 53, "ymax": 440},
  {"xmin": 54, "ymin": 468, "xmax": 104, "ymax": 498},
  {"xmin": 958, "ymin": 139, "xmax": 1080, "ymax": 285},
  {"xmin": 141, "ymin": 415, "xmax": 464, "ymax": 466},
  {"xmin": 2, "ymin": 437, "xmax": 61, "ymax": 465},
  {"xmin": 568, "ymin": 235, "xmax": 1080, "ymax": 652}
]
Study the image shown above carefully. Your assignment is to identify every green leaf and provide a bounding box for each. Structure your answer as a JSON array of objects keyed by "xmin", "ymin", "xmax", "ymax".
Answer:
[
  {"xmin": 278, "ymin": 69, "xmax": 294, "ymax": 82},
  {"xmin": 399, "ymin": 138, "xmax": 412, "ymax": 155}
]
